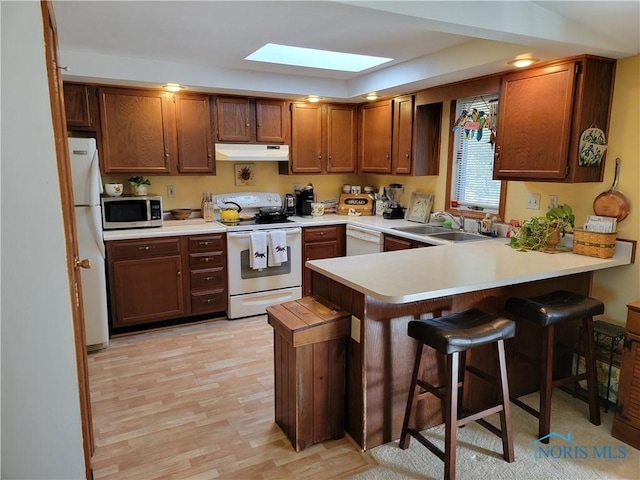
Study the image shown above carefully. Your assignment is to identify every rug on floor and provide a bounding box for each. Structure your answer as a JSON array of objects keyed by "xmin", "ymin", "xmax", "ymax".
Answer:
[{"xmin": 347, "ymin": 390, "xmax": 639, "ymax": 479}]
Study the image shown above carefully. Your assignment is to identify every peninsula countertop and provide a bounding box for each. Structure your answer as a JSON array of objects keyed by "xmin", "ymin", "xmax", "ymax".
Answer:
[{"xmin": 306, "ymin": 237, "xmax": 634, "ymax": 304}]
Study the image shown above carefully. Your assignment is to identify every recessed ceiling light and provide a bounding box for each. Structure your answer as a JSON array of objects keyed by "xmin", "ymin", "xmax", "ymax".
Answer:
[
  {"xmin": 164, "ymin": 83, "xmax": 183, "ymax": 92},
  {"xmin": 306, "ymin": 95, "xmax": 321, "ymax": 103},
  {"xmin": 366, "ymin": 92, "xmax": 378, "ymax": 101},
  {"xmin": 507, "ymin": 58, "xmax": 539, "ymax": 68},
  {"xmin": 246, "ymin": 43, "xmax": 393, "ymax": 72}
]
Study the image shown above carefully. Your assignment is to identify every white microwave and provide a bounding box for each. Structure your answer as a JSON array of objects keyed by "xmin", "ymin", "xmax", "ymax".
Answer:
[{"xmin": 101, "ymin": 195, "xmax": 163, "ymax": 230}]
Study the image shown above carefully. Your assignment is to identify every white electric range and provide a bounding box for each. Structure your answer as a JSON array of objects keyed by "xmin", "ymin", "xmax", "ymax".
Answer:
[{"xmin": 212, "ymin": 192, "xmax": 302, "ymax": 319}]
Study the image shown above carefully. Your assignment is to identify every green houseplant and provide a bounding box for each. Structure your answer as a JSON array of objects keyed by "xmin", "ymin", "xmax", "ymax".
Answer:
[
  {"xmin": 128, "ymin": 176, "xmax": 151, "ymax": 195},
  {"xmin": 510, "ymin": 204, "xmax": 575, "ymax": 251}
]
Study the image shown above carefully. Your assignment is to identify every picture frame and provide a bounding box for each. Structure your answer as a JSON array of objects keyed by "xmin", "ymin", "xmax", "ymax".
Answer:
[
  {"xmin": 234, "ymin": 163, "xmax": 256, "ymax": 186},
  {"xmin": 405, "ymin": 192, "xmax": 434, "ymax": 223}
]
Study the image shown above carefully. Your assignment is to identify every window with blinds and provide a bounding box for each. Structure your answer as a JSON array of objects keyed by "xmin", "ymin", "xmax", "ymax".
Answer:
[{"xmin": 451, "ymin": 95, "xmax": 500, "ymax": 214}]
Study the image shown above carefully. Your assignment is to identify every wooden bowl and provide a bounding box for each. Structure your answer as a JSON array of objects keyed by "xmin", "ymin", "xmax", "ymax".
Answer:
[{"xmin": 171, "ymin": 209, "xmax": 192, "ymax": 220}]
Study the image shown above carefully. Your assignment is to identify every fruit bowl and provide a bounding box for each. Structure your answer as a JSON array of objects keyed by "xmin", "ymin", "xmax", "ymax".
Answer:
[{"xmin": 171, "ymin": 209, "xmax": 192, "ymax": 220}]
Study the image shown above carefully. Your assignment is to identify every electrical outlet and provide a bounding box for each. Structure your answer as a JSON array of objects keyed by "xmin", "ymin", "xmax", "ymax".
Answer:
[
  {"xmin": 167, "ymin": 185, "xmax": 175, "ymax": 198},
  {"xmin": 548, "ymin": 195, "xmax": 558, "ymax": 210},
  {"xmin": 526, "ymin": 193, "xmax": 541, "ymax": 210}
]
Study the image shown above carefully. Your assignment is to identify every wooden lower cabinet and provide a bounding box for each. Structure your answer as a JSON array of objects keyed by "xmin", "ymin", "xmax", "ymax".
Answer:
[
  {"xmin": 107, "ymin": 234, "xmax": 227, "ymax": 330},
  {"xmin": 107, "ymin": 237, "xmax": 184, "ymax": 328},
  {"xmin": 302, "ymin": 225, "xmax": 345, "ymax": 297},
  {"xmin": 383, "ymin": 233, "xmax": 433, "ymax": 251},
  {"xmin": 612, "ymin": 301, "xmax": 640, "ymax": 449}
]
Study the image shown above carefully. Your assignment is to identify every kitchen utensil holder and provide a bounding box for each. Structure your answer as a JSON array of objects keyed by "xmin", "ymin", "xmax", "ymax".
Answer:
[
  {"xmin": 573, "ymin": 229, "xmax": 616, "ymax": 259},
  {"xmin": 201, "ymin": 201, "xmax": 214, "ymax": 222}
]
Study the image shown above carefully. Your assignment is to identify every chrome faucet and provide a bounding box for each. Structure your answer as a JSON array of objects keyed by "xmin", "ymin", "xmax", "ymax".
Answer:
[{"xmin": 432, "ymin": 211, "xmax": 465, "ymax": 231}]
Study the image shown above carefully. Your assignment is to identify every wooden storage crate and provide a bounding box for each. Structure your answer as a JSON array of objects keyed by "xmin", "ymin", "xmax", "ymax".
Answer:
[
  {"xmin": 267, "ymin": 297, "xmax": 350, "ymax": 451},
  {"xmin": 573, "ymin": 229, "xmax": 616, "ymax": 259}
]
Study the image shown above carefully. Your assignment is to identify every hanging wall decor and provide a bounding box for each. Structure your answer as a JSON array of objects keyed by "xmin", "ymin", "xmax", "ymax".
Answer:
[
  {"xmin": 235, "ymin": 163, "xmax": 256, "ymax": 186},
  {"xmin": 578, "ymin": 126, "xmax": 607, "ymax": 167}
]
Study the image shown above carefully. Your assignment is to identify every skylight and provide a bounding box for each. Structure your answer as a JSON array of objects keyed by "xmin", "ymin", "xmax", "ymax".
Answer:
[{"xmin": 245, "ymin": 43, "xmax": 393, "ymax": 72}]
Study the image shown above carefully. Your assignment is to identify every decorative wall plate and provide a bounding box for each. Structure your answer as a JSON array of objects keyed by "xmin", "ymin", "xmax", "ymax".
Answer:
[{"xmin": 579, "ymin": 127, "xmax": 607, "ymax": 166}]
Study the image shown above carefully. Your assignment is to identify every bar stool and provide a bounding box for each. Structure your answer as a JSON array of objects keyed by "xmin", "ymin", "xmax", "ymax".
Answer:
[
  {"xmin": 505, "ymin": 290, "xmax": 603, "ymax": 443},
  {"xmin": 399, "ymin": 308, "xmax": 516, "ymax": 479}
]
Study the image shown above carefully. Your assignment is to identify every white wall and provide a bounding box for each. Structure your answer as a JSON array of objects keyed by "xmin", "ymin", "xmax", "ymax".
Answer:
[{"xmin": 1, "ymin": 2, "xmax": 86, "ymax": 478}]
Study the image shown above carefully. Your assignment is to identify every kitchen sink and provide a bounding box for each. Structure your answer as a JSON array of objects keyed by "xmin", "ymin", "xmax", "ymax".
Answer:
[
  {"xmin": 392, "ymin": 225, "xmax": 450, "ymax": 235},
  {"xmin": 428, "ymin": 231, "xmax": 489, "ymax": 242}
]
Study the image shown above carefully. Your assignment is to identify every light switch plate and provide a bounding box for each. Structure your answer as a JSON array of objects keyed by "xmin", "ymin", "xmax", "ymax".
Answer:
[{"xmin": 526, "ymin": 193, "xmax": 540, "ymax": 210}]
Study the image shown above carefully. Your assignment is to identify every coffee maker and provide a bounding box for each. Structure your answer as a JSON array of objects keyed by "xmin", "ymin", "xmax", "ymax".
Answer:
[
  {"xmin": 383, "ymin": 183, "xmax": 406, "ymax": 219},
  {"xmin": 295, "ymin": 184, "xmax": 314, "ymax": 216}
]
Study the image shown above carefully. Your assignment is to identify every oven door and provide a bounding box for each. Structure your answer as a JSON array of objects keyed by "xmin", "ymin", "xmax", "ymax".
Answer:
[{"xmin": 226, "ymin": 227, "xmax": 302, "ymax": 296}]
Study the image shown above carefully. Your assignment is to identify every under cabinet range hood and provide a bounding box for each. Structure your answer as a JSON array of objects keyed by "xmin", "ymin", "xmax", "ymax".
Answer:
[{"xmin": 214, "ymin": 143, "xmax": 289, "ymax": 162}]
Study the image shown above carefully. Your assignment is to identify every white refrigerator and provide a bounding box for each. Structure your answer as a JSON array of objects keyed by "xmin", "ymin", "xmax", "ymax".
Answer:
[{"xmin": 68, "ymin": 137, "xmax": 109, "ymax": 350}]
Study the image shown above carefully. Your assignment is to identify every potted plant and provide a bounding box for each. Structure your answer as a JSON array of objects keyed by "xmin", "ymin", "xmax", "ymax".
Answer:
[
  {"xmin": 510, "ymin": 204, "xmax": 574, "ymax": 251},
  {"xmin": 128, "ymin": 176, "xmax": 151, "ymax": 196}
]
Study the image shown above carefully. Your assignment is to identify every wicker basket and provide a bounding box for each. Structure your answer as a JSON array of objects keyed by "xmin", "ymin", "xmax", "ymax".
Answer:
[{"xmin": 573, "ymin": 229, "xmax": 617, "ymax": 259}]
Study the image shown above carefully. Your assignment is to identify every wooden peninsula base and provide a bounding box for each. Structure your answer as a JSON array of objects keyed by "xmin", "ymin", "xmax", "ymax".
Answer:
[{"xmin": 311, "ymin": 271, "xmax": 593, "ymax": 450}]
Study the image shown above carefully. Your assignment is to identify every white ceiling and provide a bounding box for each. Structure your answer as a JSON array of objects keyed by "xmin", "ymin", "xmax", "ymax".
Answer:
[{"xmin": 53, "ymin": 1, "xmax": 640, "ymax": 103}]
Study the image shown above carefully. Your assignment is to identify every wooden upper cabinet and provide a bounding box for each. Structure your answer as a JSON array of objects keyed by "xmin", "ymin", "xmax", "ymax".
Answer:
[
  {"xmin": 290, "ymin": 103, "xmax": 323, "ymax": 173},
  {"xmin": 325, "ymin": 104, "xmax": 356, "ymax": 173},
  {"xmin": 391, "ymin": 95, "xmax": 414, "ymax": 174},
  {"xmin": 216, "ymin": 96, "xmax": 251, "ymax": 142},
  {"xmin": 288, "ymin": 103, "xmax": 356, "ymax": 174},
  {"xmin": 216, "ymin": 96, "xmax": 287, "ymax": 144},
  {"xmin": 175, "ymin": 93, "xmax": 214, "ymax": 174},
  {"xmin": 359, "ymin": 100, "xmax": 392, "ymax": 173},
  {"xmin": 99, "ymin": 87, "xmax": 174, "ymax": 174},
  {"xmin": 256, "ymin": 99, "xmax": 287, "ymax": 143},
  {"xmin": 63, "ymin": 83, "xmax": 97, "ymax": 129},
  {"xmin": 494, "ymin": 56, "xmax": 615, "ymax": 182}
]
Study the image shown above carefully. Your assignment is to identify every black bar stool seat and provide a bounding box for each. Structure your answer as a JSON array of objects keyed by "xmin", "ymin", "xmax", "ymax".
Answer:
[
  {"xmin": 400, "ymin": 308, "xmax": 516, "ymax": 479},
  {"xmin": 505, "ymin": 290, "xmax": 603, "ymax": 443}
]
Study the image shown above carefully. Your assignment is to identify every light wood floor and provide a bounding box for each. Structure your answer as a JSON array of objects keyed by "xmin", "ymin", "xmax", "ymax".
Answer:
[{"xmin": 88, "ymin": 316, "xmax": 376, "ymax": 479}]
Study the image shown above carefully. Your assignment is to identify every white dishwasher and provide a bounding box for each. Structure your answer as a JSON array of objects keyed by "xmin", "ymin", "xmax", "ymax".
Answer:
[{"xmin": 346, "ymin": 225, "xmax": 383, "ymax": 256}]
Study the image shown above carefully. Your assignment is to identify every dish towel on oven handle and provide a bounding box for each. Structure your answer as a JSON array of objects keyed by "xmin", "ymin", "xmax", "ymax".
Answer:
[
  {"xmin": 268, "ymin": 230, "xmax": 288, "ymax": 267},
  {"xmin": 249, "ymin": 231, "xmax": 267, "ymax": 270}
]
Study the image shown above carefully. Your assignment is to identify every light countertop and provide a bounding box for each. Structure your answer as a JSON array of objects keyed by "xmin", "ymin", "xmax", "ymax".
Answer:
[{"xmin": 305, "ymin": 237, "xmax": 634, "ymax": 304}]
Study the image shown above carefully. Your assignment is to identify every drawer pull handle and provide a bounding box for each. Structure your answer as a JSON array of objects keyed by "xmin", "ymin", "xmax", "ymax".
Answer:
[
  {"xmin": 139, "ymin": 246, "xmax": 155, "ymax": 251},
  {"xmin": 199, "ymin": 241, "xmax": 211, "ymax": 246},
  {"xmin": 177, "ymin": 270, "xmax": 181, "ymax": 276},
  {"xmin": 205, "ymin": 277, "xmax": 212, "ymax": 281}
]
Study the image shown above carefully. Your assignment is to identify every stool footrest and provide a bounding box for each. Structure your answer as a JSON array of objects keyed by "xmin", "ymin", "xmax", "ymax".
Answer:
[
  {"xmin": 458, "ymin": 405, "xmax": 504, "ymax": 427},
  {"xmin": 511, "ymin": 397, "xmax": 540, "ymax": 418},
  {"xmin": 407, "ymin": 428, "xmax": 445, "ymax": 462},
  {"xmin": 476, "ymin": 417, "xmax": 503, "ymax": 437},
  {"xmin": 466, "ymin": 364, "xmax": 498, "ymax": 385},
  {"xmin": 552, "ymin": 372, "xmax": 588, "ymax": 389}
]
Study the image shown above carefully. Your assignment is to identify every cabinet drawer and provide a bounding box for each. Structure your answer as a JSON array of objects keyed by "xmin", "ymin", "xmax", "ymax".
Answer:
[
  {"xmin": 304, "ymin": 226, "xmax": 338, "ymax": 242},
  {"xmin": 191, "ymin": 289, "xmax": 227, "ymax": 314},
  {"xmin": 189, "ymin": 251, "xmax": 225, "ymax": 269},
  {"xmin": 190, "ymin": 267, "xmax": 225, "ymax": 290},
  {"xmin": 188, "ymin": 234, "xmax": 225, "ymax": 253},
  {"xmin": 108, "ymin": 237, "xmax": 181, "ymax": 260},
  {"xmin": 626, "ymin": 302, "xmax": 640, "ymax": 336}
]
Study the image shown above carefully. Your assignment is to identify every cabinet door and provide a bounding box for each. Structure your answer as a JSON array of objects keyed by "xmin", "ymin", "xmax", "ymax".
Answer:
[
  {"xmin": 291, "ymin": 103, "xmax": 323, "ymax": 173},
  {"xmin": 494, "ymin": 62, "xmax": 576, "ymax": 180},
  {"xmin": 99, "ymin": 88, "xmax": 173, "ymax": 174},
  {"xmin": 110, "ymin": 255, "xmax": 184, "ymax": 327},
  {"xmin": 383, "ymin": 234, "xmax": 412, "ymax": 251},
  {"xmin": 256, "ymin": 99, "xmax": 286, "ymax": 143},
  {"xmin": 326, "ymin": 105, "xmax": 356, "ymax": 173},
  {"xmin": 216, "ymin": 96, "xmax": 251, "ymax": 142},
  {"xmin": 175, "ymin": 93, "xmax": 214, "ymax": 173},
  {"xmin": 359, "ymin": 100, "xmax": 392, "ymax": 173},
  {"xmin": 303, "ymin": 241, "xmax": 340, "ymax": 297},
  {"xmin": 64, "ymin": 83, "xmax": 94, "ymax": 128},
  {"xmin": 392, "ymin": 95, "xmax": 414, "ymax": 174}
]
